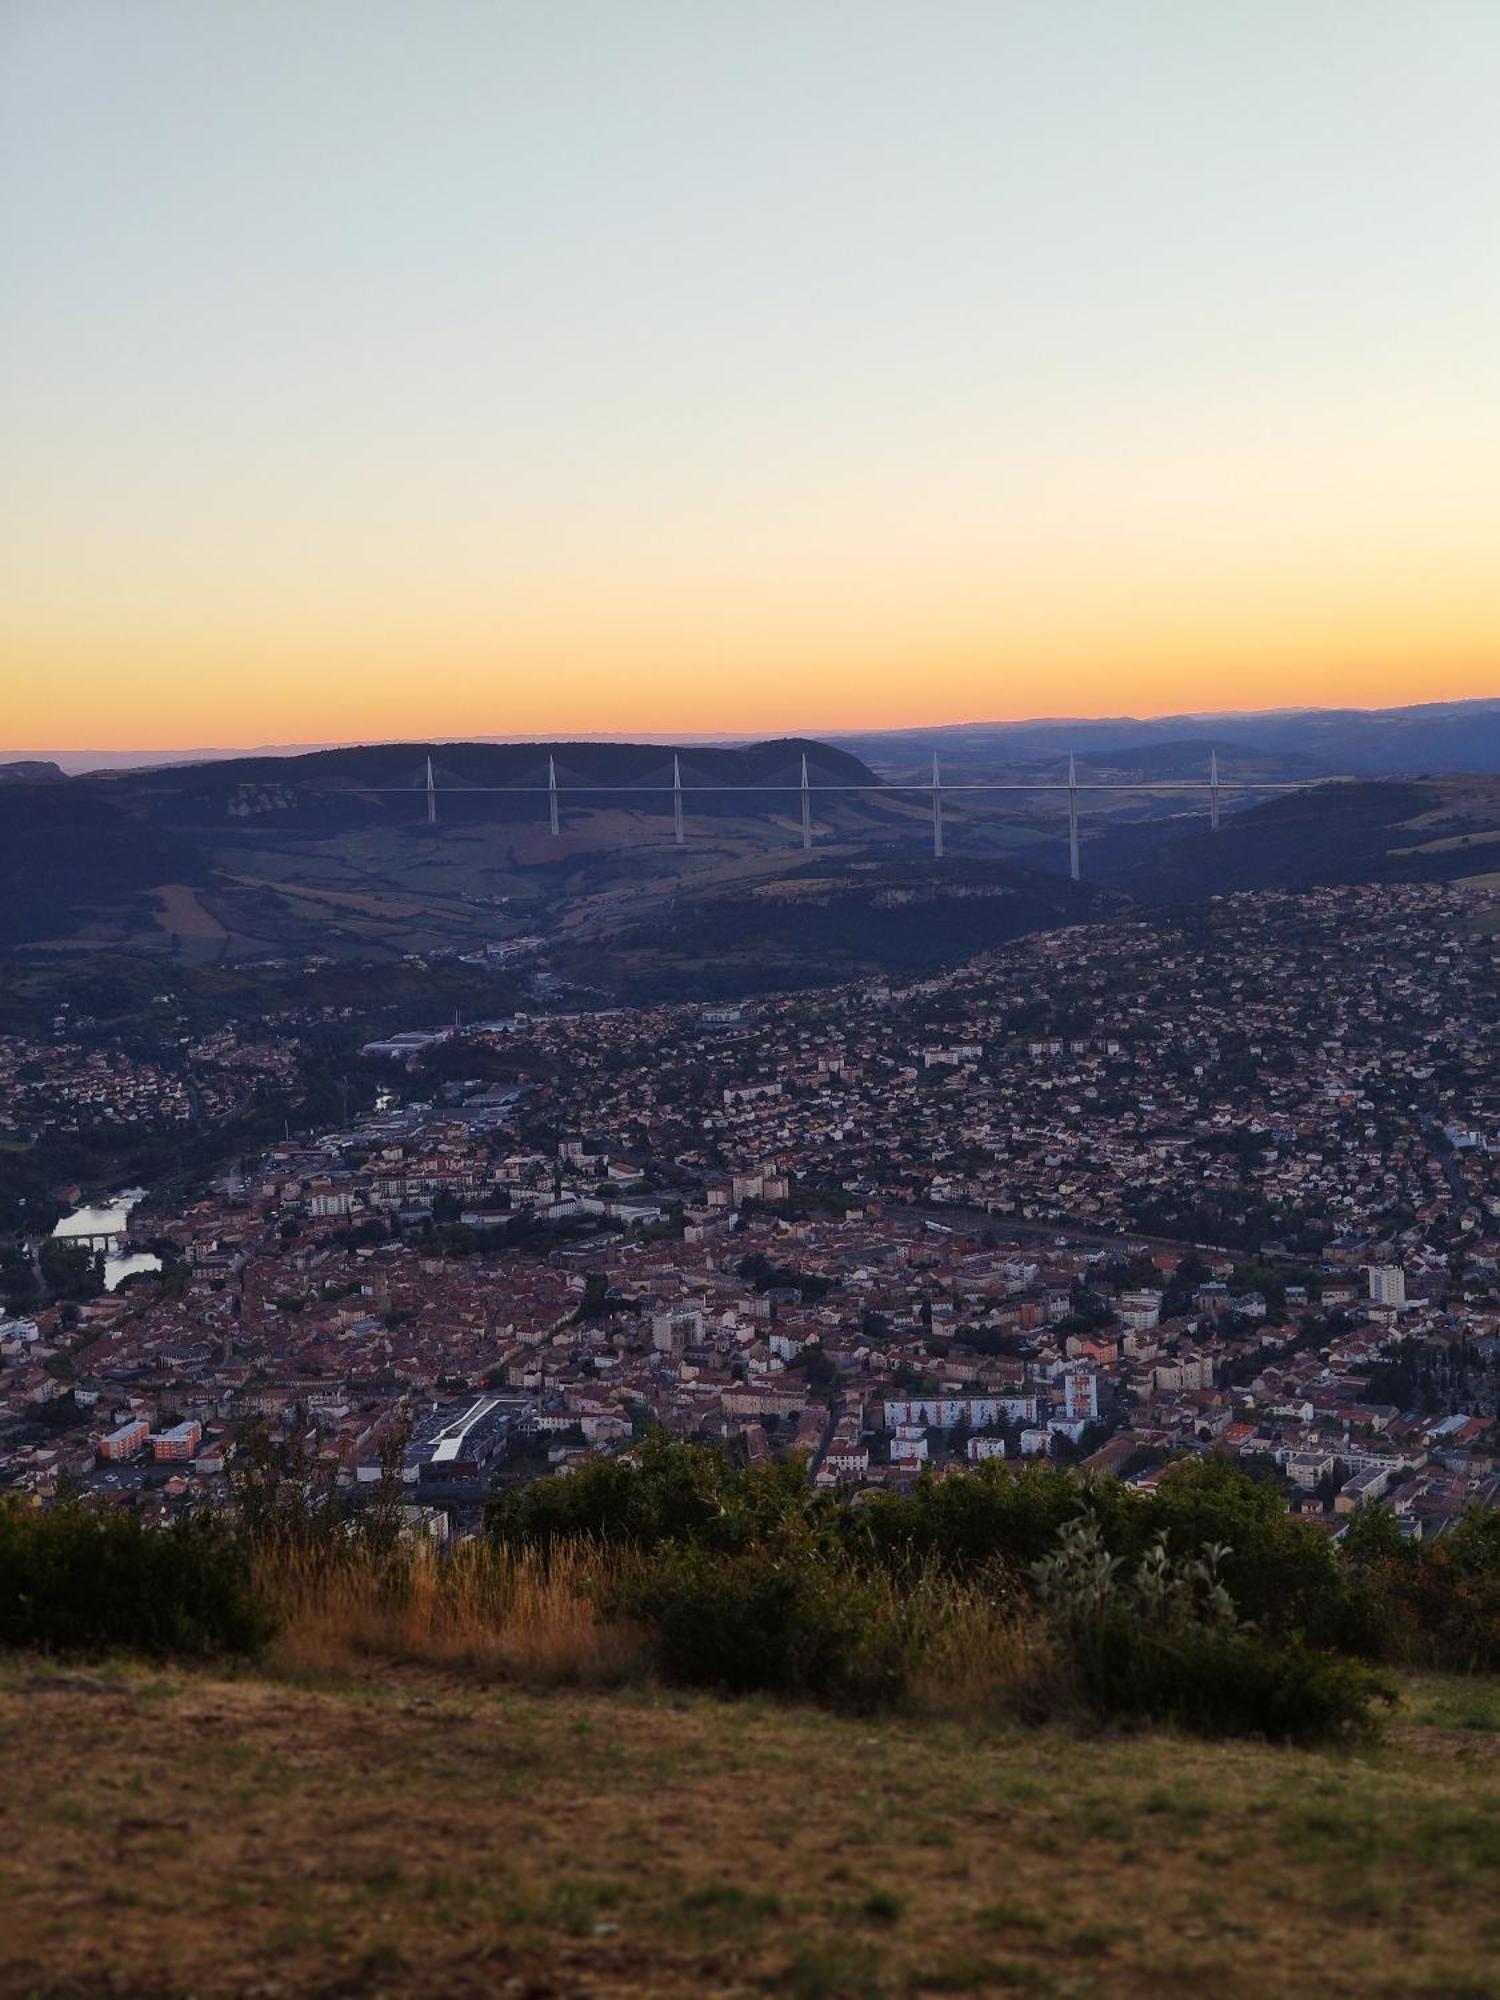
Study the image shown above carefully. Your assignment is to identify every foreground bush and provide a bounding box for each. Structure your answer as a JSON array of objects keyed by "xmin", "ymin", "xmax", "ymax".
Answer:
[
  {"xmin": 1068, "ymin": 1614, "xmax": 1389, "ymax": 1743},
  {"xmin": 0, "ymin": 1498, "xmax": 272, "ymax": 1658},
  {"xmin": 1030, "ymin": 1514, "xmax": 1390, "ymax": 1743},
  {"xmin": 0, "ymin": 1440, "xmax": 1460, "ymax": 1746},
  {"xmin": 856, "ymin": 1456, "xmax": 1351, "ymax": 1644},
  {"xmin": 487, "ymin": 1442, "xmax": 1404, "ymax": 1737},
  {"xmin": 613, "ymin": 1539, "xmax": 914, "ymax": 1711},
  {"xmin": 1343, "ymin": 1503, "xmax": 1500, "ymax": 1672},
  {"xmin": 493, "ymin": 1443, "xmax": 1356, "ymax": 1646}
]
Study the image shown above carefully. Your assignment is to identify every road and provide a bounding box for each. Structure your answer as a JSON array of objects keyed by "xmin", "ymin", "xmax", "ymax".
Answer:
[{"xmin": 879, "ymin": 1199, "xmax": 1242, "ymax": 1261}]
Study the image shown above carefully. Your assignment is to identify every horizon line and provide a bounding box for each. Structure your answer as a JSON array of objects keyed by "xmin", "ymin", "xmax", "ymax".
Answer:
[{"xmin": 7, "ymin": 694, "xmax": 1500, "ymax": 766}]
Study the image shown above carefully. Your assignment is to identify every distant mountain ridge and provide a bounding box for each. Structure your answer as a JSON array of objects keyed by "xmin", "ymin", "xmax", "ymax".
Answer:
[
  {"xmin": 90, "ymin": 735, "xmax": 874, "ymax": 795},
  {"xmin": 836, "ymin": 698, "xmax": 1500, "ymax": 777},
  {"xmin": 1017, "ymin": 738, "xmax": 1329, "ymax": 781},
  {"xmin": 14, "ymin": 696, "xmax": 1500, "ymax": 776}
]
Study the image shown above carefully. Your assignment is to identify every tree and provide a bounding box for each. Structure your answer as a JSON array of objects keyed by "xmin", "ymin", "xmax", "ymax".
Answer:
[
  {"xmin": 792, "ymin": 1344, "xmax": 837, "ymax": 1393},
  {"xmin": 38, "ymin": 1238, "xmax": 101, "ymax": 1303},
  {"xmin": 0, "ymin": 1245, "xmax": 39, "ymax": 1314}
]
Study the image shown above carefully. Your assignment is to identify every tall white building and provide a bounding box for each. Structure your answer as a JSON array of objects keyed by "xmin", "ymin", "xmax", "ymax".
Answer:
[
  {"xmin": 1060, "ymin": 1368, "xmax": 1100, "ymax": 1422},
  {"xmin": 1368, "ymin": 1265, "xmax": 1407, "ymax": 1308}
]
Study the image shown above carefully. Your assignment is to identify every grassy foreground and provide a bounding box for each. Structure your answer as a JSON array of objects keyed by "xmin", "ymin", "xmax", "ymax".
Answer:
[{"xmin": 5, "ymin": 1662, "xmax": 1500, "ymax": 1999}]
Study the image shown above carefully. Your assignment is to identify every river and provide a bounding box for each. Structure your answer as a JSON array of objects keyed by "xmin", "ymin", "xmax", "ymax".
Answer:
[{"xmin": 50, "ymin": 1189, "xmax": 163, "ymax": 1291}]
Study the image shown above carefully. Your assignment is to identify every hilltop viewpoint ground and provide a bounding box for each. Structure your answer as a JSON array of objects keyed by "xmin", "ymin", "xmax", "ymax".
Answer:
[{"xmin": 6, "ymin": 1657, "xmax": 1500, "ymax": 2000}]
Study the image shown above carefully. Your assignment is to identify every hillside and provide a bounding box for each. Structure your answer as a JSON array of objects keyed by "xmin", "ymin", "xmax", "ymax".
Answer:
[
  {"xmin": 1065, "ymin": 738, "xmax": 1326, "ymax": 782},
  {"xmin": 6, "ymin": 1659, "xmax": 1500, "ymax": 1998},
  {"xmin": 0, "ymin": 738, "xmax": 1131, "ymax": 989},
  {"xmin": 0, "ymin": 738, "xmax": 901, "ymax": 958},
  {"xmin": 550, "ymin": 852, "xmax": 1114, "ymax": 1001},
  {"xmin": 0, "ymin": 760, "xmax": 63, "ymax": 786},
  {"xmin": 1091, "ymin": 774, "xmax": 1500, "ymax": 902},
  {"xmin": 23, "ymin": 700, "xmax": 1500, "ymax": 780},
  {"xmin": 12, "ymin": 740, "xmax": 1500, "ymax": 980}
]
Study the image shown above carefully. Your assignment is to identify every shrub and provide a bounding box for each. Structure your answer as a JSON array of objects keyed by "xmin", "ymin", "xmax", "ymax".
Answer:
[
  {"xmin": 484, "ymin": 1441, "xmax": 1411, "ymax": 1732},
  {"xmin": 1400, "ymin": 1513, "xmax": 1500, "ymax": 1673},
  {"xmin": 1334, "ymin": 1504, "xmax": 1500, "ymax": 1673},
  {"xmin": 846, "ymin": 1455, "xmax": 1348, "ymax": 1644},
  {"xmin": 850, "ymin": 1459, "xmax": 1105, "ymax": 1577},
  {"xmin": 1031, "ymin": 1515, "xmax": 1236, "ymax": 1634},
  {"xmin": 487, "ymin": 1431, "xmax": 815, "ymax": 1557},
  {"xmin": 1029, "ymin": 1512, "xmax": 1389, "ymax": 1744},
  {"xmin": 0, "ymin": 1498, "xmax": 272, "ymax": 1658},
  {"xmin": 613, "ymin": 1539, "xmax": 913, "ymax": 1712},
  {"xmin": 1068, "ymin": 1612, "xmax": 1388, "ymax": 1745},
  {"xmin": 1131, "ymin": 1458, "xmax": 1345, "ymax": 1643},
  {"xmin": 1333, "ymin": 1504, "xmax": 1424, "ymax": 1662}
]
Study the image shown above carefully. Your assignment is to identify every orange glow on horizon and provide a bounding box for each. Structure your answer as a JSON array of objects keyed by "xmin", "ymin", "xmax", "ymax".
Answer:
[
  {"xmin": 5, "ymin": 589, "xmax": 1497, "ymax": 752},
  {"xmin": 5, "ymin": 659, "xmax": 1496, "ymax": 753},
  {"xmin": 8, "ymin": 418, "xmax": 1499, "ymax": 750}
]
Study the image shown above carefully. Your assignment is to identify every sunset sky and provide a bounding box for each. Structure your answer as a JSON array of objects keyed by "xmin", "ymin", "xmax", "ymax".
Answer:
[{"xmin": 4, "ymin": 1, "xmax": 1499, "ymax": 750}]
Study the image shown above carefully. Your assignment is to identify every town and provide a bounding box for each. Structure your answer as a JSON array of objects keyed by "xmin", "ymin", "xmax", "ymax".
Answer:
[{"xmin": 4, "ymin": 880, "xmax": 1500, "ymax": 1539}]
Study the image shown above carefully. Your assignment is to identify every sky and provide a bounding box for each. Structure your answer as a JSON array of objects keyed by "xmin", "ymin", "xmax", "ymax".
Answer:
[{"xmin": 3, "ymin": 0, "xmax": 1499, "ymax": 750}]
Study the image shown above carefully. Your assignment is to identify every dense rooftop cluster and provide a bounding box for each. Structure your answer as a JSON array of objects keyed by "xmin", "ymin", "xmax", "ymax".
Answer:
[
  {"xmin": 4, "ymin": 882, "xmax": 1500, "ymax": 1539},
  {"xmin": 513, "ymin": 881, "xmax": 1500, "ymax": 1260},
  {"xmin": 0, "ymin": 1025, "xmax": 299, "ymax": 1143}
]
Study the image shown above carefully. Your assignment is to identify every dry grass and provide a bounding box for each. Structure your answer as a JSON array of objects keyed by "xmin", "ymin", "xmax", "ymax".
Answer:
[
  {"xmin": 259, "ymin": 1538, "xmax": 647, "ymax": 1688},
  {"xmin": 909, "ymin": 1570, "xmax": 1067, "ymax": 1724},
  {"xmin": 150, "ymin": 882, "xmax": 228, "ymax": 940},
  {"xmin": 5, "ymin": 1661, "xmax": 1500, "ymax": 1998},
  {"xmin": 258, "ymin": 1538, "xmax": 1068, "ymax": 1727}
]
